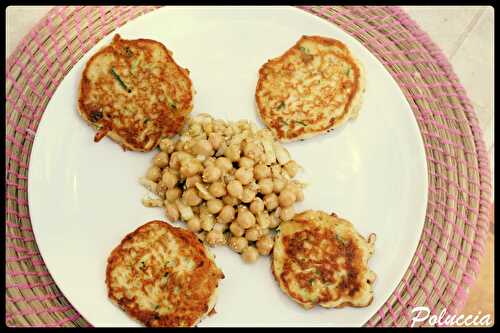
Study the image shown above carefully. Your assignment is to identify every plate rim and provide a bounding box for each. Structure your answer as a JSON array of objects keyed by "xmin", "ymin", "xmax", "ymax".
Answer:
[{"xmin": 27, "ymin": 5, "xmax": 428, "ymax": 327}]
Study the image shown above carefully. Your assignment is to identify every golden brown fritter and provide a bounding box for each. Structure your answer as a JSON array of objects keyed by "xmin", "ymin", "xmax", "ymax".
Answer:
[
  {"xmin": 78, "ymin": 34, "xmax": 193, "ymax": 151},
  {"xmin": 256, "ymin": 36, "xmax": 365, "ymax": 142},
  {"xmin": 106, "ymin": 221, "xmax": 224, "ymax": 327},
  {"xmin": 272, "ymin": 210, "xmax": 376, "ymax": 309}
]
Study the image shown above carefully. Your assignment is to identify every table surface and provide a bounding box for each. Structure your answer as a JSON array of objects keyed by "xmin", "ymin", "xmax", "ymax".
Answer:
[{"xmin": 5, "ymin": 5, "xmax": 494, "ymax": 326}]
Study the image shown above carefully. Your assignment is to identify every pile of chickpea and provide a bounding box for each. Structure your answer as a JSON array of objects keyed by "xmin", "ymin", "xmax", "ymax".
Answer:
[{"xmin": 140, "ymin": 114, "xmax": 304, "ymax": 263}]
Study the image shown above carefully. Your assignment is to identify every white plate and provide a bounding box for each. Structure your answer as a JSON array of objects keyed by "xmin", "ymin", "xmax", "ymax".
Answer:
[{"xmin": 28, "ymin": 6, "xmax": 427, "ymax": 327}]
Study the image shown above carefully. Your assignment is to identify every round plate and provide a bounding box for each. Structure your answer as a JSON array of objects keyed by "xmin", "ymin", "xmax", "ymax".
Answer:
[{"xmin": 28, "ymin": 6, "xmax": 427, "ymax": 327}]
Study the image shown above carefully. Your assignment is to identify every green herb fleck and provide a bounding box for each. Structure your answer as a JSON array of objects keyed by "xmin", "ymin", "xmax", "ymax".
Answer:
[
  {"xmin": 154, "ymin": 305, "xmax": 160, "ymax": 311},
  {"xmin": 295, "ymin": 120, "xmax": 307, "ymax": 126},
  {"xmin": 345, "ymin": 69, "xmax": 351, "ymax": 75},
  {"xmin": 166, "ymin": 96, "xmax": 177, "ymax": 110},
  {"xmin": 279, "ymin": 118, "xmax": 288, "ymax": 126},
  {"xmin": 111, "ymin": 67, "xmax": 131, "ymax": 93},
  {"xmin": 276, "ymin": 101, "xmax": 285, "ymax": 110},
  {"xmin": 309, "ymin": 279, "xmax": 314, "ymax": 285},
  {"xmin": 143, "ymin": 117, "xmax": 151, "ymax": 125},
  {"xmin": 130, "ymin": 58, "xmax": 140, "ymax": 75},
  {"xmin": 299, "ymin": 46, "xmax": 309, "ymax": 54}
]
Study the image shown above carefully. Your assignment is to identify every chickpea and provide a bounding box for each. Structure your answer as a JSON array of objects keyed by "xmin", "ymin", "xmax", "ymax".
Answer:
[
  {"xmin": 159, "ymin": 138, "xmax": 175, "ymax": 153},
  {"xmin": 258, "ymin": 178, "xmax": 274, "ymax": 195},
  {"xmin": 165, "ymin": 187, "xmax": 182, "ymax": 202},
  {"xmin": 202, "ymin": 156, "xmax": 215, "ymax": 167},
  {"xmin": 190, "ymin": 121, "xmax": 203, "ymax": 133},
  {"xmin": 227, "ymin": 180, "xmax": 243, "ymax": 199},
  {"xmin": 213, "ymin": 222, "xmax": 228, "ymax": 233},
  {"xmin": 162, "ymin": 170, "xmax": 178, "ymax": 189},
  {"xmin": 146, "ymin": 165, "xmax": 161, "ymax": 182},
  {"xmin": 207, "ymin": 199, "xmax": 223, "ymax": 214},
  {"xmin": 201, "ymin": 214, "xmax": 215, "ymax": 232},
  {"xmin": 279, "ymin": 206, "xmax": 295, "ymax": 221},
  {"xmin": 206, "ymin": 231, "xmax": 225, "ymax": 247},
  {"xmin": 209, "ymin": 182, "xmax": 227, "ymax": 198},
  {"xmin": 222, "ymin": 195, "xmax": 239, "ymax": 206},
  {"xmin": 174, "ymin": 140, "xmax": 185, "ymax": 152},
  {"xmin": 241, "ymin": 246, "xmax": 259, "ymax": 263},
  {"xmin": 187, "ymin": 216, "xmax": 201, "ymax": 233},
  {"xmin": 271, "ymin": 165, "xmax": 282, "ymax": 178},
  {"xmin": 239, "ymin": 157, "xmax": 255, "ymax": 169},
  {"xmin": 180, "ymin": 159, "xmax": 202, "ymax": 178},
  {"xmin": 243, "ymin": 142, "xmax": 262, "ymax": 160},
  {"xmin": 169, "ymin": 151, "xmax": 191, "ymax": 170},
  {"xmin": 186, "ymin": 175, "xmax": 202, "ymax": 188},
  {"xmin": 254, "ymin": 164, "xmax": 271, "ymax": 180},
  {"xmin": 235, "ymin": 167, "xmax": 253, "ymax": 185},
  {"xmin": 294, "ymin": 186, "xmax": 304, "ymax": 202},
  {"xmin": 224, "ymin": 144, "xmax": 241, "ymax": 162},
  {"xmin": 249, "ymin": 198, "xmax": 265, "ymax": 215},
  {"xmin": 264, "ymin": 193, "xmax": 279, "ymax": 211},
  {"xmin": 198, "ymin": 185, "xmax": 215, "ymax": 201},
  {"xmin": 259, "ymin": 227, "xmax": 271, "ymax": 236},
  {"xmin": 215, "ymin": 157, "xmax": 232, "ymax": 172},
  {"xmin": 203, "ymin": 121, "xmax": 214, "ymax": 134},
  {"xmin": 256, "ymin": 235, "xmax": 274, "ymax": 255},
  {"xmin": 208, "ymin": 132, "xmax": 223, "ymax": 150},
  {"xmin": 229, "ymin": 222, "xmax": 245, "ymax": 237},
  {"xmin": 228, "ymin": 236, "xmax": 248, "ymax": 253},
  {"xmin": 236, "ymin": 209, "xmax": 256, "ymax": 229},
  {"xmin": 217, "ymin": 205, "xmax": 236, "ymax": 224},
  {"xmin": 153, "ymin": 151, "xmax": 169, "ymax": 168},
  {"xmin": 165, "ymin": 203, "xmax": 179, "ymax": 222},
  {"xmin": 257, "ymin": 212, "xmax": 271, "ymax": 229},
  {"xmin": 213, "ymin": 120, "xmax": 226, "ymax": 132},
  {"xmin": 182, "ymin": 188, "xmax": 202, "ymax": 206},
  {"xmin": 192, "ymin": 139, "xmax": 213, "ymax": 156},
  {"xmin": 245, "ymin": 227, "xmax": 261, "ymax": 242},
  {"xmin": 269, "ymin": 212, "xmax": 281, "ymax": 228},
  {"xmin": 223, "ymin": 126, "xmax": 233, "ymax": 137},
  {"xmin": 202, "ymin": 166, "xmax": 222, "ymax": 183},
  {"xmin": 241, "ymin": 188, "xmax": 256, "ymax": 204},
  {"xmin": 278, "ymin": 189, "xmax": 296, "ymax": 208},
  {"xmin": 273, "ymin": 178, "xmax": 286, "ymax": 193},
  {"xmin": 284, "ymin": 160, "xmax": 300, "ymax": 177}
]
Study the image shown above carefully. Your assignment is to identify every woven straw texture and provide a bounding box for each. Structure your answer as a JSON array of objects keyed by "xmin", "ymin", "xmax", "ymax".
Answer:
[{"xmin": 5, "ymin": 6, "xmax": 492, "ymax": 327}]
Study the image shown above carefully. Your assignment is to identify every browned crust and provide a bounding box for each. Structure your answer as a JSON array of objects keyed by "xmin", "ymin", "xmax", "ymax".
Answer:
[
  {"xmin": 272, "ymin": 212, "xmax": 374, "ymax": 309},
  {"xmin": 78, "ymin": 34, "xmax": 193, "ymax": 151},
  {"xmin": 255, "ymin": 35, "xmax": 362, "ymax": 142},
  {"xmin": 105, "ymin": 220, "xmax": 224, "ymax": 327}
]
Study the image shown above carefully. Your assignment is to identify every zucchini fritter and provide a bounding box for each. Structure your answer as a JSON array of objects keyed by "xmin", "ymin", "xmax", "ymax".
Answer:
[
  {"xmin": 272, "ymin": 210, "xmax": 376, "ymax": 309},
  {"xmin": 106, "ymin": 221, "xmax": 224, "ymax": 327},
  {"xmin": 256, "ymin": 36, "xmax": 365, "ymax": 142},
  {"xmin": 78, "ymin": 34, "xmax": 193, "ymax": 151}
]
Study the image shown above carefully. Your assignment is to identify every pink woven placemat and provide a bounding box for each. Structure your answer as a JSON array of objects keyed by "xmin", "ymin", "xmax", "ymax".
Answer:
[{"xmin": 5, "ymin": 6, "xmax": 492, "ymax": 327}]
